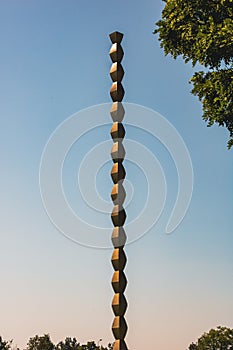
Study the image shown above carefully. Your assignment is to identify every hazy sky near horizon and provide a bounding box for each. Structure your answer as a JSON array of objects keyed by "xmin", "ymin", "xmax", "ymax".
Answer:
[{"xmin": 0, "ymin": 1, "xmax": 233, "ymax": 350}]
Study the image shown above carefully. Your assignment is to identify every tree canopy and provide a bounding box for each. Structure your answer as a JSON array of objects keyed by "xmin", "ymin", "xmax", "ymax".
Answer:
[
  {"xmin": 55, "ymin": 337, "xmax": 80, "ymax": 350},
  {"xmin": 21, "ymin": 335, "xmax": 112, "ymax": 350},
  {"xmin": 0, "ymin": 337, "xmax": 19, "ymax": 350},
  {"xmin": 25, "ymin": 334, "xmax": 54, "ymax": 350},
  {"xmin": 187, "ymin": 326, "xmax": 233, "ymax": 350},
  {"xmin": 154, "ymin": 0, "xmax": 233, "ymax": 148},
  {"xmin": 0, "ymin": 337, "xmax": 11, "ymax": 350}
]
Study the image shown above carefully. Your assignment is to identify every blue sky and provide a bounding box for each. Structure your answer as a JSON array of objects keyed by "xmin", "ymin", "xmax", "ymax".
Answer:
[{"xmin": 0, "ymin": 1, "xmax": 232, "ymax": 350}]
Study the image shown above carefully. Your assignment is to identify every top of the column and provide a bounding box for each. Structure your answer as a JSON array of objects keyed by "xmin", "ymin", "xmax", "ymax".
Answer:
[{"xmin": 109, "ymin": 31, "xmax": 124, "ymax": 44}]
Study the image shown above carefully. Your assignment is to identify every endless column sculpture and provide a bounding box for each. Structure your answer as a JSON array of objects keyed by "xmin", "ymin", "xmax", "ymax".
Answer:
[{"xmin": 109, "ymin": 31, "xmax": 128, "ymax": 350}]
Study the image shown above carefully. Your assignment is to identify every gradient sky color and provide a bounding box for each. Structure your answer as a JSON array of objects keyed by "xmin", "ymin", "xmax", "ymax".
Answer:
[{"xmin": 0, "ymin": 1, "xmax": 232, "ymax": 350}]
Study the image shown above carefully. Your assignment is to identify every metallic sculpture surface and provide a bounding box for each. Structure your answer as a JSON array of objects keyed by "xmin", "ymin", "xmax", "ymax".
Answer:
[{"xmin": 109, "ymin": 31, "xmax": 128, "ymax": 350}]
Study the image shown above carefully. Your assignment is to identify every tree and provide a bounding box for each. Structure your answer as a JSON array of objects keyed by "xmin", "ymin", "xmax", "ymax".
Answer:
[
  {"xmin": 55, "ymin": 337, "xmax": 80, "ymax": 350},
  {"xmin": 187, "ymin": 326, "xmax": 233, "ymax": 350},
  {"xmin": 0, "ymin": 337, "xmax": 19, "ymax": 350},
  {"xmin": 0, "ymin": 337, "xmax": 11, "ymax": 350},
  {"xmin": 154, "ymin": 0, "xmax": 233, "ymax": 148},
  {"xmin": 25, "ymin": 334, "xmax": 55, "ymax": 350},
  {"xmin": 55, "ymin": 339, "xmax": 113, "ymax": 350},
  {"xmin": 86, "ymin": 341, "xmax": 96, "ymax": 350}
]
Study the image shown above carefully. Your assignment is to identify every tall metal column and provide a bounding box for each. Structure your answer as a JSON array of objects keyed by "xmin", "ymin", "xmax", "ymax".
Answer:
[{"xmin": 109, "ymin": 31, "xmax": 128, "ymax": 350}]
